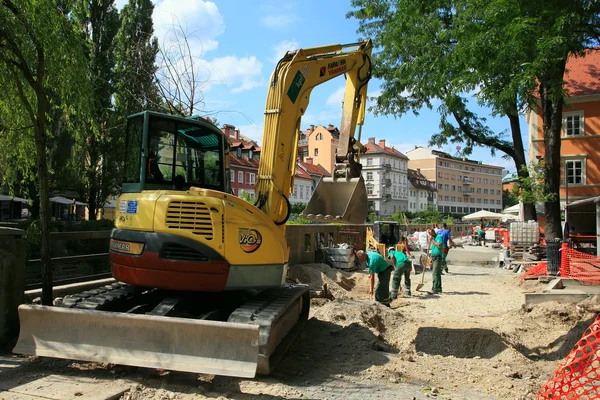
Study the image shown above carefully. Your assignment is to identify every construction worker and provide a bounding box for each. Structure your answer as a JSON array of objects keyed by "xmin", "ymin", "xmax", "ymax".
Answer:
[
  {"xmin": 428, "ymin": 230, "xmax": 444, "ymax": 295},
  {"xmin": 439, "ymin": 223, "xmax": 457, "ymax": 274},
  {"xmin": 356, "ymin": 250, "xmax": 393, "ymax": 306},
  {"xmin": 388, "ymin": 246, "xmax": 412, "ymax": 299}
]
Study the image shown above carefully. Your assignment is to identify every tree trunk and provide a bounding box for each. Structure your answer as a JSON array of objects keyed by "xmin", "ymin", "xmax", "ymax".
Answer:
[
  {"xmin": 539, "ymin": 61, "xmax": 566, "ymax": 240},
  {"xmin": 508, "ymin": 112, "xmax": 537, "ymax": 222},
  {"xmin": 35, "ymin": 92, "xmax": 52, "ymax": 305}
]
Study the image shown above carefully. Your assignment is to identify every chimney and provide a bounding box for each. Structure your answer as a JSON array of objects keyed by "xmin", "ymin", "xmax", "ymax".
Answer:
[
  {"xmin": 310, "ymin": 125, "xmax": 315, "ymax": 133},
  {"xmin": 379, "ymin": 139, "xmax": 386, "ymax": 148},
  {"xmin": 234, "ymin": 129, "xmax": 240, "ymax": 140},
  {"xmin": 305, "ymin": 157, "xmax": 313, "ymax": 164},
  {"xmin": 368, "ymin": 137, "xmax": 376, "ymax": 144}
]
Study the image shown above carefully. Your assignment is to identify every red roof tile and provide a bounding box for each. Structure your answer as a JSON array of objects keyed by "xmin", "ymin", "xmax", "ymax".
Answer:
[
  {"xmin": 297, "ymin": 159, "xmax": 331, "ymax": 177},
  {"xmin": 295, "ymin": 167, "xmax": 312, "ymax": 180},
  {"xmin": 364, "ymin": 143, "xmax": 409, "ymax": 159},
  {"xmin": 565, "ymin": 50, "xmax": 600, "ymax": 97},
  {"xmin": 230, "ymin": 154, "xmax": 259, "ymax": 168}
]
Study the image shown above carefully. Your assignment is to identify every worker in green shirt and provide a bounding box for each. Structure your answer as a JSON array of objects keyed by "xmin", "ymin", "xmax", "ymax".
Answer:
[
  {"xmin": 475, "ymin": 228, "xmax": 485, "ymax": 246},
  {"xmin": 356, "ymin": 250, "xmax": 393, "ymax": 306},
  {"xmin": 429, "ymin": 230, "xmax": 444, "ymax": 295},
  {"xmin": 388, "ymin": 247, "xmax": 412, "ymax": 299}
]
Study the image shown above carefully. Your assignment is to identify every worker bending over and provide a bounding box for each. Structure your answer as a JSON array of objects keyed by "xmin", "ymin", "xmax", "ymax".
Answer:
[
  {"xmin": 356, "ymin": 250, "xmax": 393, "ymax": 306},
  {"xmin": 388, "ymin": 246, "xmax": 412, "ymax": 299}
]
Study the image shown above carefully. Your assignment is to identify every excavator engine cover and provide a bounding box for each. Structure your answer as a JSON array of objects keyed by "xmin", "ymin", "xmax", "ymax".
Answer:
[{"xmin": 301, "ymin": 176, "xmax": 367, "ymax": 224}]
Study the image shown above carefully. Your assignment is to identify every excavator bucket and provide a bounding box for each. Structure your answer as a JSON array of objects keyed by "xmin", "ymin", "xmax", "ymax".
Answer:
[
  {"xmin": 301, "ymin": 176, "xmax": 367, "ymax": 224},
  {"xmin": 13, "ymin": 305, "xmax": 260, "ymax": 378}
]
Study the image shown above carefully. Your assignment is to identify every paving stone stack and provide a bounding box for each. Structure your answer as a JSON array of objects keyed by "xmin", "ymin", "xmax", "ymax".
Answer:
[{"xmin": 524, "ymin": 244, "xmax": 547, "ymax": 261}]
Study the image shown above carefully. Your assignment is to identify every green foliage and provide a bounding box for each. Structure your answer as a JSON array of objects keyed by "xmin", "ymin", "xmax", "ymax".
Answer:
[
  {"xmin": 366, "ymin": 209, "xmax": 378, "ymax": 223},
  {"xmin": 502, "ymin": 189, "xmax": 519, "ymax": 209},
  {"xmin": 412, "ymin": 205, "xmax": 444, "ymax": 224},
  {"xmin": 517, "ymin": 162, "xmax": 557, "ymax": 204}
]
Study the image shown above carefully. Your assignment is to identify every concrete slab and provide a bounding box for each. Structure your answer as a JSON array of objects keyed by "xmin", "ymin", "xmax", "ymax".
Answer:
[
  {"xmin": 525, "ymin": 289, "xmax": 591, "ymax": 305},
  {"xmin": 0, "ymin": 391, "xmax": 44, "ymax": 399},
  {"xmin": 544, "ymin": 278, "xmax": 565, "ymax": 292},
  {"xmin": 0, "ymin": 375, "xmax": 130, "ymax": 400}
]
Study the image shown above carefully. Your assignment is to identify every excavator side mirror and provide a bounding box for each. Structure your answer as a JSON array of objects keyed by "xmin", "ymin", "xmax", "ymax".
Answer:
[{"xmin": 301, "ymin": 176, "xmax": 368, "ymax": 224}]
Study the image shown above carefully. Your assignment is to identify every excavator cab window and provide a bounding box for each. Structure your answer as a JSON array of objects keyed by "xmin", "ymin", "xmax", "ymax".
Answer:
[{"xmin": 123, "ymin": 112, "xmax": 229, "ymax": 193}]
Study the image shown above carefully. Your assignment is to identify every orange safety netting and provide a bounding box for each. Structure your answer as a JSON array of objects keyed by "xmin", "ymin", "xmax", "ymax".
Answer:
[
  {"xmin": 538, "ymin": 315, "xmax": 600, "ymax": 399},
  {"xmin": 520, "ymin": 244, "xmax": 600, "ymax": 284}
]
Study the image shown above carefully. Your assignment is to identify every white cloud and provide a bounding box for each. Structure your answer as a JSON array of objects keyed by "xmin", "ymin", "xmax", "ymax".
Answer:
[
  {"xmin": 209, "ymin": 55, "xmax": 264, "ymax": 94},
  {"xmin": 270, "ymin": 39, "xmax": 300, "ymax": 63},
  {"xmin": 260, "ymin": 15, "xmax": 299, "ymax": 30},
  {"xmin": 326, "ymin": 86, "xmax": 345, "ymax": 107},
  {"xmin": 153, "ymin": 0, "xmax": 225, "ymax": 55},
  {"xmin": 236, "ymin": 123, "xmax": 264, "ymax": 143}
]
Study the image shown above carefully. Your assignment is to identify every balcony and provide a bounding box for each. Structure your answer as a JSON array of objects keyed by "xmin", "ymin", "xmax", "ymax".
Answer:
[
  {"xmin": 463, "ymin": 191, "xmax": 473, "ymax": 196},
  {"xmin": 382, "ymin": 194, "xmax": 392, "ymax": 201},
  {"xmin": 463, "ymin": 178, "xmax": 474, "ymax": 185},
  {"xmin": 382, "ymin": 163, "xmax": 392, "ymax": 170},
  {"xmin": 381, "ymin": 178, "xmax": 392, "ymax": 187}
]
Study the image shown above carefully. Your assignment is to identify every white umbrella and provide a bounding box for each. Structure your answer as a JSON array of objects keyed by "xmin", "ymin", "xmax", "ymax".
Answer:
[{"xmin": 462, "ymin": 210, "xmax": 506, "ymax": 221}]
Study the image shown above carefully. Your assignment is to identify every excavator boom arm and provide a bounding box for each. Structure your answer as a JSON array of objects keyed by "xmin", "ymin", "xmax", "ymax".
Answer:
[{"xmin": 254, "ymin": 40, "xmax": 373, "ymax": 228}]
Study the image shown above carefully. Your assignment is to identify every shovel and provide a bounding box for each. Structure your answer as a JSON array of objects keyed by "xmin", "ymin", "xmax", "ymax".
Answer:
[{"xmin": 416, "ymin": 253, "xmax": 429, "ymax": 291}]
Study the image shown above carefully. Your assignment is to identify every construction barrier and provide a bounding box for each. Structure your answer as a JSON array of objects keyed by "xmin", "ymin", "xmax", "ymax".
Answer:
[
  {"xmin": 521, "ymin": 243, "xmax": 600, "ymax": 284},
  {"xmin": 538, "ymin": 314, "xmax": 600, "ymax": 399}
]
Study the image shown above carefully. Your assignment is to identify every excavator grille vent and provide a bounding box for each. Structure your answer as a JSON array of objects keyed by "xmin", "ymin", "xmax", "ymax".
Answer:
[{"xmin": 166, "ymin": 201, "xmax": 214, "ymax": 239}]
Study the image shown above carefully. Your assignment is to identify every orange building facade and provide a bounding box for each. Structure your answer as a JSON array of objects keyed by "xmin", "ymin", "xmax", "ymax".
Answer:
[{"xmin": 528, "ymin": 50, "xmax": 600, "ymax": 207}]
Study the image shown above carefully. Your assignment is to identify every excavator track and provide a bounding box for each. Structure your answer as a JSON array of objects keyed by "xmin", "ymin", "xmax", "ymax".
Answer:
[{"xmin": 14, "ymin": 283, "xmax": 309, "ymax": 378}]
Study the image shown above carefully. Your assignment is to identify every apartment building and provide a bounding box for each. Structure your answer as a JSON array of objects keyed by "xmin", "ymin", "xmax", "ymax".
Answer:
[
  {"xmin": 223, "ymin": 124, "xmax": 260, "ymax": 199},
  {"xmin": 289, "ymin": 166, "xmax": 314, "ymax": 205},
  {"xmin": 407, "ymin": 147, "xmax": 504, "ymax": 214},
  {"xmin": 528, "ymin": 50, "xmax": 600, "ymax": 207},
  {"xmin": 362, "ymin": 138, "xmax": 409, "ymax": 217},
  {"xmin": 407, "ymin": 168, "xmax": 437, "ymax": 212}
]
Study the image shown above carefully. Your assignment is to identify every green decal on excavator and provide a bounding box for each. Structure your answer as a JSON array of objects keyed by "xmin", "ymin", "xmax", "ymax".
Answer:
[{"xmin": 286, "ymin": 70, "xmax": 305, "ymax": 104}]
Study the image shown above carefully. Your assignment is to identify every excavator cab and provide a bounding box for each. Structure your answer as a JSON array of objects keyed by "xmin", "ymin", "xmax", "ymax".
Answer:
[{"xmin": 123, "ymin": 111, "xmax": 230, "ymax": 194}]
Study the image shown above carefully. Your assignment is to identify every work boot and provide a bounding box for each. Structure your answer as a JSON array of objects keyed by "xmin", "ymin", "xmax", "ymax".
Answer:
[
  {"xmin": 444, "ymin": 267, "xmax": 449, "ymax": 273},
  {"xmin": 404, "ymin": 292, "xmax": 412, "ymax": 298}
]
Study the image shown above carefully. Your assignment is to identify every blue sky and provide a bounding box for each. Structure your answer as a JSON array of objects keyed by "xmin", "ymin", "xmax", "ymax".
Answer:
[{"xmin": 115, "ymin": 0, "xmax": 525, "ymax": 173}]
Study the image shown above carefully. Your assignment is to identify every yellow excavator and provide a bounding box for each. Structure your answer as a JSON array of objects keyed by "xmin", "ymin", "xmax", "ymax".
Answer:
[{"xmin": 14, "ymin": 40, "xmax": 373, "ymax": 378}]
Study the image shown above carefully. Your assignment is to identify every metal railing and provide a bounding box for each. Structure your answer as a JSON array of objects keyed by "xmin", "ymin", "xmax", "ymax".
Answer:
[{"xmin": 25, "ymin": 230, "xmax": 111, "ymax": 290}]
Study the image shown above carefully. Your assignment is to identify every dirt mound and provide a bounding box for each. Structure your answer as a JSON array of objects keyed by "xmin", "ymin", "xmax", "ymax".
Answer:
[{"xmin": 287, "ymin": 263, "xmax": 370, "ymax": 300}]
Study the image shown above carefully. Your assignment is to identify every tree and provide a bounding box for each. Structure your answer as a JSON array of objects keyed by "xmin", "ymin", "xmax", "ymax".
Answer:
[
  {"xmin": 0, "ymin": 0, "xmax": 92, "ymax": 305},
  {"xmin": 114, "ymin": 0, "xmax": 161, "ymax": 118},
  {"xmin": 349, "ymin": 0, "xmax": 600, "ymax": 239},
  {"xmin": 74, "ymin": 0, "xmax": 121, "ymax": 220},
  {"xmin": 155, "ymin": 22, "xmax": 210, "ymax": 117},
  {"xmin": 502, "ymin": 189, "xmax": 519, "ymax": 209},
  {"xmin": 348, "ymin": 0, "xmax": 537, "ymax": 221}
]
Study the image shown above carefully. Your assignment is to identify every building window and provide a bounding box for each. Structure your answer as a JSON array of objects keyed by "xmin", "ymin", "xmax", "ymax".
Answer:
[
  {"xmin": 451, "ymin": 196, "xmax": 455, "ymax": 202},
  {"xmin": 439, "ymin": 160, "xmax": 443, "ymax": 166},
  {"xmin": 231, "ymin": 171, "xmax": 235, "ymax": 182},
  {"xmin": 444, "ymin": 184, "xmax": 449, "ymax": 190},
  {"xmin": 438, "ymin": 184, "xmax": 442, "ymax": 189},
  {"xmin": 238, "ymin": 171, "xmax": 243, "ymax": 183},
  {"xmin": 477, "ymin": 178, "xmax": 482, "ymax": 183},
  {"xmin": 477, "ymin": 188, "xmax": 482, "ymax": 194},
  {"xmin": 470, "ymin": 198, "xmax": 475, "ymax": 203},
  {"xmin": 483, "ymin": 189, "xmax": 488, "ymax": 194},
  {"xmin": 367, "ymin": 187, "xmax": 373, "ymax": 195},
  {"xmin": 444, "ymin": 196, "xmax": 449, "ymax": 201},
  {"xmin": 250, "ymin": 192, "xmax": 255, "ymax": 200},
  {"xmin": 490, "ymin": 189, "xmax": 494, "ymax": 195},
  {"xmin": 477, "ymin": 198, "xmax": 482, "ymax": 204},
  {"xmin": 314, "ymin": 148, "xmax": 319, "ymax": 156},
  {"xmin": 484, "ymin": 179, "xmax": 488, "ymax": 184},
  {"xmin": 300, "ymin": 186, "xmax": 304, "ymax": 199},
  {"xmin": 246, "ymin": 172, "xmax": 250, "ymax": 184},
  {"xmin": 316, "ymin": 132, "xmax": 323, "ymax": 140},
  {"xmin": 484, "ymin": 199, "xmax": 488, "ymax": 204},
  {"xmin": 250, "ymin": 173, "xmax": 255, "ymax": 184},
  {"xmin": 458, "ymin": 186, "xmax": 462, "ymax": 192},
  {"xmin": 367, "ymin": 158, "xmax": 373, "ymax": 166},
  {"xmin": 497, "ymin": 200, "xmax": 501, "ymax": 205},
  {"xmin": 563, "ymin": 111, "xmax": 584, "ymax": 137},
  {"xmin": 451, "ymin": 185, "xmax": 455, "ymax": 191},
  {"xmin": 566, "ymin": 159, "xmax": 584, "ymax": 184},
  {"xmin": 367, "ymin": 172, "xmax": 373, "ymax": 181},
  {"xmin": 451, "ymin": 206, "xmax": 456, "ymax": 212},
  {"xmin": 438, "ymin": 172, "xmax": 443, "ymax": 178}
]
